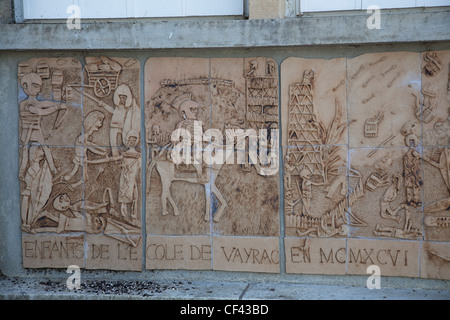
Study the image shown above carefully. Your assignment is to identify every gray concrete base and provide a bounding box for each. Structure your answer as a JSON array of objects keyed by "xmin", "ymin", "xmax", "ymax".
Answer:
[{"xmin": 1, "ymin": 275, "xmax": 448, "ymax": 300}]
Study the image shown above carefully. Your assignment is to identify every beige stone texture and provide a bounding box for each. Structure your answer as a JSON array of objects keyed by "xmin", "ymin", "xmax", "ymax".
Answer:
[
  {"xmin": 347, "ymin": 52, "xmax": 422, "ymax": 148},
  {"xmin": 349, "ymin": 147, "xmax": 424, "ymax": 240},
  {"xmin": 145, "ymin": 57, "xmax": 212, "ymax": 235},
  {"xmin": 420, "ymin": 241, "xmax": 450, "ymax": 280},
  {"xmin": 283, "ymin": 146, "xmax": 355, "ymax": 238},
  {"xmin": 213, "ymin": 164, "xmax": 280, "ymax": 237},
  {"xmin": 281, "ymin": 57, "xmax": 354, "ymax": 239},
  {"xmin": 285, "ymin": 237, "xmax": 346, "ymax": 275},
  {"xmin": 84, "ymin": 146, "xmax": 142, "ymax": 237},
  {"xmin": 145, "ymin": 57, "xmax": 280, "ymax": 237},
  {"xmin": 422, "ymin": 50, "xmax": 450, "ymax": 147},
  {"xmin": 423, "ymin": 147, "xmax": 450, "ymax": 241},
  {"xmin": 22, "ymin": 234, "xmax": 84, "ymax": 269},
  {"xmin": 249, "ymin": 0, "xmax": 285, "ymax": 19},
  {"xmin": 213, "ymin": 236, "xmax": 280, "ymax": 273},
  {"xmin": 85, "ymin": 235, "xmax": 142, "ymax": 271},
  {"xmin": 281, "ymin": 57, "xmax": 348, "ymax": 148},
  {"xmin": 18, "ymin": 58, "xmax": 83, "ymax": 147},
  {"xmin": 347, "ymin": 239, "xmax": 420, "ymax": 278},
  {"xmin": 20, "ymin": 146, "xmax": 83, "ymax": 235},
  {"xmin": 83, "ymin": 56, "xmax": 141, "ymax": 148},
  {"xmin": 146, "ymin": 236, "xmax": 211, "ymax": 270},
  {"xmin": 19, "ymin": 56, "xmax": 143, "ymax": 271}
]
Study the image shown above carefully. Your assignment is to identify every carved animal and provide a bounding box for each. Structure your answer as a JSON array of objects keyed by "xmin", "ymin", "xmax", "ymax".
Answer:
[{"xmin": 147, "ymin": 129, "xmax": 276, "ymax": 222}]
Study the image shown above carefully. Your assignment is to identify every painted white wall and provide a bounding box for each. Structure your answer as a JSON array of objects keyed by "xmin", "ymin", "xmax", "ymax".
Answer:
[
  {"xmin": 301, "ymin": 0, "xmax": 450, "ymax": 12},
  {"xmin": 22, "ymin": 0, "xmax": 244, "ymax": 19}
]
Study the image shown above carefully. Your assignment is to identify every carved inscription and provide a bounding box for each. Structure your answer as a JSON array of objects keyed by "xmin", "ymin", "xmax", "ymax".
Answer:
[
  {"xmin": 286, "ymin": 238, "xmax": 420, "ymax": 277},
  {"xmin": 22, "ymin": 235, "xmax": 84, "ymax": 269},
  {"xmin": 213, "ymin": 237, "xmax": 280, "ymax": 273},
  {"xmin": 86, "ymin": 235, "xmax": 142, "ymax": 271},
  {"xmin": 146, "ymin": 236, "xmax": 211, "ymax": 270}
]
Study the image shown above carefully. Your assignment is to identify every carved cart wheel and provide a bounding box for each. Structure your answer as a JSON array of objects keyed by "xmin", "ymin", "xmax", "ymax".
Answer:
[{"xmin": 94, "ymin": 78, "xmax": 112, "ymax": 98}]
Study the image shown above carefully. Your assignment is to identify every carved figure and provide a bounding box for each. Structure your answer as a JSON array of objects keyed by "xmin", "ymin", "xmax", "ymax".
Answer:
[
  {"xmin": 19, "ymin": 73, "xmax": 67, "ymax": 179},
  {"xmin": 51, "ymin": 193, "xmax": 108, "ymax": 234},
  {"xmin": 118, "ymin": 130, "xmax": 141, "ymax": 226},
  {"xmin": 64, "ymin": 111, "xmax": 107, "ymax": 188},
  {"xmin": 173, "ymin": 93, "xmax": 208, "ymax": 182},
  {"xmin": 75, "ymin": 83, "xmax": 140, "ymax": 157},
  {"xmin": 365, "ymin": 156, "xmax": 392, "ymax": 191},
  {"xmin": 387, "ymin": 73, "xmax": 400, "ymax": 88},
  {"xmin": 380, "ymin": 175, "xmax": 405, "ymax": 222},
  {"xmin": 423, "ymin": 147, "xmax": 450, "ymax": 214},
  {"xmin": 284, "ymin": 152, "xmax": 297, "ymax": 190},
  {"xmin": 403, "ymin": 148, "xmax": 422, "ymax": 207},
  {"xmin": 374, "ymin": 223, "xmax": 422, "ymax": 239},
  {"xmin": 285, "ymin": 190, "xmax": 301, "ymax": 215},
  {"xmin": 299, "ymin": 169, "xmax": 324, "ymax": 215},
  {"xmin": 148, "ymin": 140, "xmax": 226, "ymax": 223},
  {"xmin": 21, "ymin": 146, "xmax": 52, "ymax": 233},
  {"xmin": 110, "ymin": 84, "xmax": 140, "ymax": 157}
]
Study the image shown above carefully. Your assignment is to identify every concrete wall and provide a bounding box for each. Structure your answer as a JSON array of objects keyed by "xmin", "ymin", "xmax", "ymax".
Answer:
[
  {"xmin": 1, "ymin": 5, "xmax": 450, "ymax": 289},
  {"xmin": 0, "ymin": 0, "xmax": 13, "ymax": 24}
]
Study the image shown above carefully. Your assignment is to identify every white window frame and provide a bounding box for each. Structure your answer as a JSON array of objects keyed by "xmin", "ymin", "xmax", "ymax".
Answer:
[
  {"xmin": 297, "ymin": 0, "xmax": 450, "ymax": 13},
  {"xmin": 17, "ymin": 0, "xmax": 247, "ymax": 21}
]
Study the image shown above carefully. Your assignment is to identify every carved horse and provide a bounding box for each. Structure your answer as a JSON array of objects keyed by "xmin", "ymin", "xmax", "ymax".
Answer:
[{"xmin": 146, "ymin": 129, "xmax": 278, "ymax": 222}]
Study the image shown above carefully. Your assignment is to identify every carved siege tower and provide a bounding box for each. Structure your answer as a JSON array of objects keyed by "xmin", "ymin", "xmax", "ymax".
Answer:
[
  {"xmin": 288, "ymin": 69, "xmax": 325, "ymax": 182},
  {"xmin": 245, "ymin": 59, "xmax": 279, "ymax": 131}
]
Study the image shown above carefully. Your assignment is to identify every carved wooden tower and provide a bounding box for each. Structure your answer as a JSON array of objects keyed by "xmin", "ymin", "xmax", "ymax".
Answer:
[
  {"xmin": 245, "ymin": 59, "xmax": 279, "ymax": 131},
  {"xmin": 288, "ymin": 69, "xmax": 325, "ymax": 181}
]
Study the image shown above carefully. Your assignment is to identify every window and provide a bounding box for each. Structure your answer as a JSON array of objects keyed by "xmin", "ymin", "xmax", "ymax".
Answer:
[
  {"xmin": 21, "ymin": 0, "xmax": 244, "ymax": 20},
  {"xmin": 300, "ymin": 0, "xmax": 450, "ymax": 12}
]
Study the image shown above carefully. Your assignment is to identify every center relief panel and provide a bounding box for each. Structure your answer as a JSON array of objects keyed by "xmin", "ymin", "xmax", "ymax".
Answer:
[{"xmin": 145, "ymin": 58, "xmax": 281, "ymax": 273}]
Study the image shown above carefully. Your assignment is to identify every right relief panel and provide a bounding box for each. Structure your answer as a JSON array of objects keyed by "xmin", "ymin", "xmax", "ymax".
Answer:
[{"xmin": 282, "ymin": 51, "xmax": 450, "ymax": 279}]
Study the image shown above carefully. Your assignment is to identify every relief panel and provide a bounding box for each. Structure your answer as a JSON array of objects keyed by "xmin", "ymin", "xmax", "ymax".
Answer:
[
  {"xmin": 347, "ymin": 52, "xmax": 422, "ymax": 148},
  {"xmin": 19, "ymin": 57, "xmax": 142, "ymax": 271},
  {"xmin": 144, "ymin": 57, "xmax": 280, "ymax": 271},
  {"xmin": 349, "ymin": 147, "xmax": 424, "ymax": 240},
  {"xmin": 281, "ymin": 58, "xmax": 363, "ymax": 238}
]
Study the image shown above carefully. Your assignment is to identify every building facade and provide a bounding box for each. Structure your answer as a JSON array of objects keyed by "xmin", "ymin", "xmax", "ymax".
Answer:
[{"xmin": 1, "ymin": 0, "xmax": 450, "ymax": 284}]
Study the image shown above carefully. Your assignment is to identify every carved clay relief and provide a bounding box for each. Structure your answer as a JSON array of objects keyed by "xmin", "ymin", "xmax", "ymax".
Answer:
[
  {"xmin": 19, "ymin": 57, "xmax": 142, "ymax": 270},
  {"xmin": 144, "ymin": 58, "xmax": 280, "ymax": 271},
  {"xmin": 349, "ymin": 147, "xmax": 424, "ymax": 240},
  {"xmin": 421, "ymin": 50, "xmax": 450, "ymax": 243},
  {"xmin": 348, "ymin": 52, "xmax": 422, "ymax": 148},
  {"xmin": 346, "ymin": 52, "xmax": 425, "ymax": 240},
  {"xmin": 17, "ymin": 52, "xmax": 450, "ymax": 279},
  {"xmin": 281, "ymin": 58, "xmax": 364, "ymax": 238}
]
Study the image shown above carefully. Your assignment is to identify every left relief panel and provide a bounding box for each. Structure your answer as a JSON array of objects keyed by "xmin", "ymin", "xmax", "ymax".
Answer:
[{"xmin": 19, "ymin": 57, "xmax": 143, "ymax": 271}]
